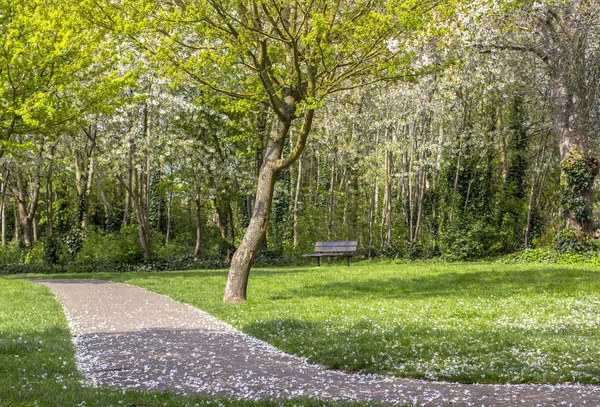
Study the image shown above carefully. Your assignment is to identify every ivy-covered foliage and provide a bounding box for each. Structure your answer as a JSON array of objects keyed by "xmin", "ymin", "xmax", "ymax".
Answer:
[{"xmin": 560, "ymin": 152, "xmax": 598, "ymax": 224}]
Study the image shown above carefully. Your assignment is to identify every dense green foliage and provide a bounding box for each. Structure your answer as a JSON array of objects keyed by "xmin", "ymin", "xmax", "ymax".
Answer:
[{"xmin": 30, "ymin": 262, "xmax": 600, "ymax": 384}]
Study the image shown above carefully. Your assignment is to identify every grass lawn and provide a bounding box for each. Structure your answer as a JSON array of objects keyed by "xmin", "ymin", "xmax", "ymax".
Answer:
[
  {"xmin": 29, "ymin": 261, "xmax": 600, "ymax": 385},
  {"xmin": 0, "ymin": 278, "xmax": 380, "ymax": 407}
]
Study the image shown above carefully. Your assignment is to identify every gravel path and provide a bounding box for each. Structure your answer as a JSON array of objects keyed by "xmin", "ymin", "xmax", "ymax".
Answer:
[{"xmin": 37, "ymin": 279, "xmax": 600, "ymax": 407}]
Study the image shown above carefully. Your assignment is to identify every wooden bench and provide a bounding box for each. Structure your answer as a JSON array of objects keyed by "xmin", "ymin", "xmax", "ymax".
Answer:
[{"xmin": 303, "ymin": 241, "xmax": 358, "ymax": 267}]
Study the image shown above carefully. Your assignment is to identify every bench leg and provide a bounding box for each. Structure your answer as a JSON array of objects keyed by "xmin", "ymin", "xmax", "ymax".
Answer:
[
  {"xmin": 346, "ymin": 256, "xmax": 350, "ymax": 267},
  {"xmin": 317, "ymin": 257, "xmax": 321, "ymax": 267}
]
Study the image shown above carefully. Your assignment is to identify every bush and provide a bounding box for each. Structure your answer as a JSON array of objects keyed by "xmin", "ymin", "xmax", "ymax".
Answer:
[
  {"xmin": 155, "ymin": 242, "xmax": 192, "ymax": 261},
  {"xmin": 504, "ymin": 247, "xmax": 600, "ymax": 265},
  {"xmin": 517, "ymin": 248, "xmax": 560, "ymax": 263},
  {"xmin": 76, "ymin": 226, "xmax": 142, "ymax": 264},
  {"xmin": 64, "ymin": 228, "xmax": 86, "ymax": 258},
  {"xmin": 23, "ymin": 244, "xmax": 44, "ymax": 265},
  {"xmin": 441, "ymin": 220, "xmax": 498, "ymax": 261},
  {"xmin": 0, "ymin": 241, "xmax": 24, "ymax": 265},
  {"xmin": 43, "ymin": 235, "xmax": 61, "ymax": 265},
  {"xmin": 557, "ymin": 228, "xmax": 596, "ymax": 254}
]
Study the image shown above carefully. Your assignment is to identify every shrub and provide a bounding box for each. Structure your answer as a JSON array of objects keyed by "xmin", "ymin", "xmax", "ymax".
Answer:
[
  {"xmin": 441, "ymin": 220, "xmax": 498, "ymax": 261},
  {"xmin": 23, "ymin": 244, "xmax": 44, "ymax": 265},
  {"xmin": 155, "ymin": 242, "xmax": 192, "ymax": 261},
  {"xmin": 76, "ymin": 226, "xmax": 142, "ymax": 264},
  {"xmin": 506, "ymin": 247, "xmax": 600, "ymax": 265},
  {"xmin": 518, "ymin": 248, "xmax": 559, "ymax": 264},
  {"xmin": 557, "ymin": 228, "xmax": 596, "ymax": 254},
  {"xmin": 43, "ymin": 235, "xmax": 61, "ymax": 265},
  {"xmin": 0, "ymin": 241, "xmax": 24, "ymax": 265},
  {"xmin": 64, "ymin": 228, "xmax": 86, "ymax": 258}
]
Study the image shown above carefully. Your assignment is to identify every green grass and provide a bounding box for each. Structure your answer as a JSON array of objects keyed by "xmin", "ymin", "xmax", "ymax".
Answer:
[
  {"xmin": 32, "ymin": 261, "xmax": 600, "ymax": 385},
  {"xmin": 0, "ymin": 278, "xmax": 382, "ymax": 407}
]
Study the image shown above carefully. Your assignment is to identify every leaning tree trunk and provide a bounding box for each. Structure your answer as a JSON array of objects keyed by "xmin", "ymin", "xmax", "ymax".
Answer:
[
  {"xmin": 223, "ymin": 142, "xmax": 283, "ymax": 302},
  {"xmin": 223, "ymin": 85, "xmax": 314, "ymax": 302}
]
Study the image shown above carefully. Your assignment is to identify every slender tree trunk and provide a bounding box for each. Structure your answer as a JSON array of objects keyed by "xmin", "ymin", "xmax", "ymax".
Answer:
[
  {"xmin": 82, "ymin": 154, "xmax": 94, "ymax": 229},
  {"xmin": 385, "ymin": 150, "xmax": 393, "ymax": 246},
  {"xmin": 194, "ymin": 192, "xmax": 202, "ymax": 257},
  {"xmin": 0, "ymin": 175, "xmax": 6, "ymax": 245},
  {"xmin": 414, "ymin": 166, "xmax": 427, "ymax": 241},
  {"xmin": 292, "ymin": 154, "xmax": 303, "ymax": 250},
  {"xmin": 368, "ymin": 186, "xmax": 375, "ymax": 258},
  {"xmin": 327, "ymin": 149, "xmax": 336, "ymax": 240},
  {"xmin": 380, "ymin": 129, "xmax": 391, "ymax": 246},
  {"xmin": 246, "ymin": 195, "xmax": 254, "ymax": 221},
  {"xmin": 165, "ymin": 187, "xmax": 173, "ymax": 244},
  {"xmin": 227, "ymin": 202, "xmax": 235, "ymax": 245},
  {"xmin": 96, "ymin": 176, "xmax": 110, "ymax": 219},
  {"xmin": 498, "ymin": 109, "xmax": 508, "ymax": 184},
  {"xmin": 369, "ymin": 130, "xmax": 380, "ymax": 256},
  {"xmin": 1, "ymin": 200, "xmax": 5, "ymax": 246},
  {"xmin": 449, "ymin": 134, "xmax": 463, "ymax": 224},
  {"xmin": 47, "ymin": 150, "xmax": 54, "ymax": 236},
  {"xmin": 314, "ymin": 155, "xmax": 320, "ymax": 205},
  {"xmin": 525, "ymin": 172, "xmax": 536, "ymax": 248},
  {"xmin": 13, "ymin": 201, "xmax": 19, "ymax": 241},
  {"xmin": 123, "ymin": 139, "xmax": 134, "ymax": 227}
]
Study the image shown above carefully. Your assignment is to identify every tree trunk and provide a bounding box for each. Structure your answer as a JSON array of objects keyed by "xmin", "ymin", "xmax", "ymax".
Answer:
[
  {"xmin": 327, "ymin": 150, "xmax": 336, "ymax": 240},
  {"xmin": 1, "ymin": 199, "xmax": 5, "ymax": 246},
  {"xmin": 553, "ymin": 72, "xmax": 598, "ymax": 235},
  {"xmin": 33, "ymin": 218, "xmax": 38, "ymax": 242},
  {"xmin": 123, "ymin": 139, "xmax": 134, "ymax": 227},
  {"xmin": 81, "ymin": 154, "xmax": 95, "ymax": 229},
  {"xmin": 224, "ymin": 85, "xmax": 314, "ymax": 302},
  {"xmin": 449, "ymin": 134, "xmax": 463, "ymax": 224},
  {"xmin": 47, "ymin": 150, "xmax": 54, "ymax": 236},
  {"xmin": 498, "ymin": 109, "xmax": 508, "ymax": 184},
  {"xmin": 194, "ymin": 192, "xmax": 202, "ymax": 257},
  {"xmin": 96, "ymin": 176, "xmax": 110, "ymax": 219},
  {"xmin": 0, "ymin": 175, "xmax": 6, "ymax": 245},
  {"xmin": 12, "ymin": 168, "xmax": 40, "ymax": 247},
  {"xmin": 165, "ymin": 187, "xmax": 173, "ymax": 244},
  {"xmin": 414, "ymin": 166, "xmax": 427, "ymax": 241},
  {"xmin": 13, "ymin": 201, "xmax": 19, "ymax": 241},
  {"xmin": 224, "ymin": 156, "xmax": 281, "ymax": 302},
  {"xmin": 384, "ymin": 150, "xmax": 393, "ymax": 246},
  {"xmin": 292, "ymin": 154, "xmax": 302, "ymax": 250}
]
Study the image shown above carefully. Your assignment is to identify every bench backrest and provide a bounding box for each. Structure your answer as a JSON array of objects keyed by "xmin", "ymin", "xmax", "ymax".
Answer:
[{"xmin": 314, "ymin": 241, "xmax": 358, "ymax": 254}]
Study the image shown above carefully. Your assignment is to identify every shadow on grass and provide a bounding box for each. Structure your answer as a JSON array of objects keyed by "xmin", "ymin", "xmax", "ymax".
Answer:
[
  {"xmin": 243, "ymin": 317, "xmax": 600, "ymax": 385},
  {"xmin": 269, "ymin": 266, "xmax": 600, "ymax": 300},
  {"xmin": 26, "ymin": 269, "xmax": 229, "ymax": 281},
  {"xmin": 27, "ymin": 266, "xmax": 317, "ymax": 284}
]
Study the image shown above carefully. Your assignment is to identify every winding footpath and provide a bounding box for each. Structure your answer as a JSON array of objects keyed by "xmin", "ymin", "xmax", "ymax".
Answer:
[{"xmin": 37, "ymin": 279, "xmax": 600, "ymax": 407}]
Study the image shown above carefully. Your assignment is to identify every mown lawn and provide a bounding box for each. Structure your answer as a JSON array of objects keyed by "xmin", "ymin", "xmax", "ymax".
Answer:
[
  {"xmin": 31, "ymin": 261, "xmax": 600, "ymax": 385},
  {"xmin": 0, "ymin": 278, "xmax": 380, "ymax": 407}
]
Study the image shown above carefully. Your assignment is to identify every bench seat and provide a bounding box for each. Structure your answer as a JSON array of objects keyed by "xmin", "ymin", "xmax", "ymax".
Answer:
[{"xmin": 303, "ymin": 241, "xmax": 358, "ymax": 267}]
